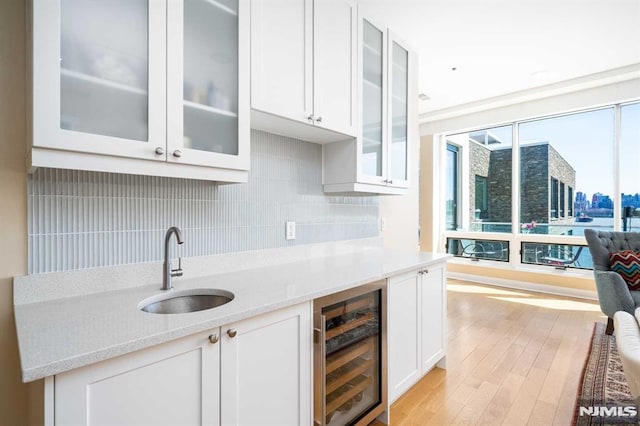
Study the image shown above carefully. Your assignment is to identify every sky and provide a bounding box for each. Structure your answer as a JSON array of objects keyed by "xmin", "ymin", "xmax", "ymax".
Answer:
[{"xmin": 466, "ymin": 102, "xmax": 640, "ymax": 199}]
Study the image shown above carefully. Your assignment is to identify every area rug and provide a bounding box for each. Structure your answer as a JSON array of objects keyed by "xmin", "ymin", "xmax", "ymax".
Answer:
[{"xmin": 572, "ymin": 322, "xmax": 638, "ymax": 425}]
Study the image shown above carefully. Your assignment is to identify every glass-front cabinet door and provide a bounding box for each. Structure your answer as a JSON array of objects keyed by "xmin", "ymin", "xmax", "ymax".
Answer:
[
  {"xmin": 359, "ymin": 16, "xmax": 387, "ymax": 184},
  {"xmin": 33, "ymin": 0, "xmax": 166, "ymax": 160},
  {"xmin": 167, "ymin": 0, "xmax": 249, "ymax": 171},
  {"xmin": 387, "ymin": 33, "xmax": 410, "ymax": 188}
]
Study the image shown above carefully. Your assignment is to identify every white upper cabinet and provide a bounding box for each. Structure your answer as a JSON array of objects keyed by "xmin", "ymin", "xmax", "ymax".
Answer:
[
  {"xmin": 33, "ymin": 0, "xmax": 165, "ymax": 161},
  {"xmin": 312, "ymin": 0, "xmax": 357, "ymax": 137},
  {"xmin": 30, "ymin": 0, "xmax": 249, "ymax": 182},
  {"xmin": 386, "ymin": 32, "xmax": 411, "ymax": 189},
  {"xmin": 358, "ymin": 16, "xmax": 388, "ymax": 185},
  {"xmin": 323, "ymin": 8, "xmax": 416, "ymax": 195},
  {"xmin": 250, "ymin": 0, "xmax": 357, "ymax": 143},
  {"xmin": 250, "ymin": 0, "xmax": 308, "ymax": 128},
  {"xmin": 167, "ymin": 0, "xmax": 250, "ymax": 172}
]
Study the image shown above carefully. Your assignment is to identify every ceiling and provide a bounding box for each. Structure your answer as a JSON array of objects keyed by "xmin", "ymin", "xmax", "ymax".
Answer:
[{"xmin": 357, "ymin": 0, "xmax": 640, "ymax": 116}]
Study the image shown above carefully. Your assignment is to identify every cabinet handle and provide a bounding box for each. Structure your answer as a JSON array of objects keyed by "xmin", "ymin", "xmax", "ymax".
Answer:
[
  {"xmin": 388, "ymin": 179, "xmax": 393, "ymax": 184},
  {"xmin": 423, "ymin": 269, "xmax": 429, "ymax": 274},
  {"xmin": 315, "ymin": 116, "xmax": 323, "ymax": 123},
  {"xmin": 208, "ymin": 334, "xmax": 219, "ymax": 344},
  {"xmin": 307, "ymin": 114, "xmax": 314, "ymax": 122},
  {"xmin": 227, "ymin": 329, "xmax": 237, "ymax": 338},
  {"xmin": 155, "ymin": 147, "xmax": 165, "ymax": 155},
  {"xmin": 173, "ymin": 150, "xmax": 182, "ymax": 158}
]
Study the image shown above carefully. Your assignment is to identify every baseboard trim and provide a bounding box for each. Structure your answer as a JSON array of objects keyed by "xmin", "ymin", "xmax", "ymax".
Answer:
[{"xmin": 448, "ymin": 272, "xmax": 598, "ymax": 301}]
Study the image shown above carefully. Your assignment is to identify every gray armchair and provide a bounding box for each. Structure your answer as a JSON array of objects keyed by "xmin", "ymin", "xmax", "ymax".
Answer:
[{"xmin": 584, "ymin": 229, "xmax": 640, "ymax": 335}]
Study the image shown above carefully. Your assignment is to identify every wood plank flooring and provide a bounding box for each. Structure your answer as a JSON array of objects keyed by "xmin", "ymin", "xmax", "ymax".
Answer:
[{"xmin": 376, "ymin": 279, "xmax": 605, "ymax": 425}]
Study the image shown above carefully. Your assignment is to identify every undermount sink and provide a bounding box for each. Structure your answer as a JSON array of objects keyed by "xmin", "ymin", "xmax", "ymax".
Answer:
[{"xmin": 139, "ymin": 288, "xmax": 234, "ymax": 314}]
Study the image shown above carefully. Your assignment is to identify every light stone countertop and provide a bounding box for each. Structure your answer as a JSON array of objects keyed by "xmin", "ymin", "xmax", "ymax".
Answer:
[{"xmin": 14, "ymin": 245, "xmax": 450, "ymax": 382}]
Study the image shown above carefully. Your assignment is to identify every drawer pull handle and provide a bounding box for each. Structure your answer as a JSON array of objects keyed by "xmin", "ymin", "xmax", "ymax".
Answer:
[
  {"xmin": 208, "ymin": 334, "xmax": 219, "ymax": 344},
  {"xmin": 227, "ymin": 329, "xmax": 237, "ymax": 338}
]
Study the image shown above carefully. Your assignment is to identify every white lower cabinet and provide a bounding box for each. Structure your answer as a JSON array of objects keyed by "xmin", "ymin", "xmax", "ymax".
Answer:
[
  {"xmin": 388, "ymin": 262, "xmax": 447, "ymax": 403},
  {"xmin": 54, "ymin": 329, "xmax": 220, "ymax": 425},
  {"xmin": 220, "ymin": 302, "xmax": 312, "ymax": 425},
  {"xmin": 388, "ymin": 271, "xmax": 421, "ymax": 402},
  {"xmin": 50, "ymin": 302, "xmax": 312, "ymax": 426},
  {"xmin": 421, "ymin": 266, "xmax": 446, "ymax": 373}
]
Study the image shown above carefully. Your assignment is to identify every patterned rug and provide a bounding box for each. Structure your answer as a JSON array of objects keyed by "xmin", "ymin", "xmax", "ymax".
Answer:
[{"xmin": 573, "ymin": 322, "xmax": 638, "ymax": 425}]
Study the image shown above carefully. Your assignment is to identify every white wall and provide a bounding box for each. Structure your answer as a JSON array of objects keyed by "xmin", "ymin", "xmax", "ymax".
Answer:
[
  {"xmin": 0, "ymin": 0, "xmax": 31, "ymax": 423},
  {"xmin": 379, "ymin": 132, "xmax": 419, "ymax": 250}
]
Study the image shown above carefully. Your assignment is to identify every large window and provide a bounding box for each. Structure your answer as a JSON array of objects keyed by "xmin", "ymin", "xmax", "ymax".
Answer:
[
  {"xmin": 621, "ymin": 102, "xmax": 640, "ymax": 232},
  {"xmin": 442, "ymin": 102, "xmax": 638, "ymax": 271},
  {"xmin": 446, "ymin": 125, "xmax": 513, "ymax": 233},
  {"xmin": 518, "ymin": 108, "xmax": 615, "ymax": 236}
]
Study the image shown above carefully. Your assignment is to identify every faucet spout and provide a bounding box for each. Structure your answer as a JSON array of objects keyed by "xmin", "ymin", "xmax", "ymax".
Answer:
[{"xmin": 163, "ymin": 226, "xmax": 184, "ymax": 290}]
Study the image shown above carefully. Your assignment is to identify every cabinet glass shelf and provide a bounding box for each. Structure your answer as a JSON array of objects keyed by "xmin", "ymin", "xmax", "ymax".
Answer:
[
  {"xmin": 61, "ymin": 68, "xmax": 147, "ymax": 96},
  {"xmin": 202, "ymin": 0, "xmax": 238, "ymax": 16},
  {"xmin": 363, "ymin": 77, "xmax": 382, "ymax": 91},
  {"xmin": 183, "ymin": 100, "xmax": 237, "ymax": 118},
  {"xmin": 362, "ymin": 42, "xmax": 382, "ymax": 56}
]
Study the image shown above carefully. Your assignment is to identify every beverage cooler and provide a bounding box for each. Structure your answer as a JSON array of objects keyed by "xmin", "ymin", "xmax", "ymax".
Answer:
[{"xmin": 313, "ymin": 281, "xmax": 387, "ymax": 425}]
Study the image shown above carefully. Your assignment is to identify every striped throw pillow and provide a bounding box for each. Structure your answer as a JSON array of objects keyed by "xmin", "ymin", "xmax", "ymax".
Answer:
[{"xmin": 610, "ymin": 250, "xmax": 640, "ymax": 291}]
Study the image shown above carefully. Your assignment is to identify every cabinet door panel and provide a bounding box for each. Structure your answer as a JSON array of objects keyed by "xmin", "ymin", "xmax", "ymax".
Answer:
[
  {"xmin": 60, "ymin": 0, "xmax": 148, "ymax": 142},
  {"xmin": 55, "ymin": 330, "xmax": 220, "ymax": 425},
  {"xmin": 388, "ymin": 272, "xmax": 421, "ymax": 403},
  {"xmin": 313, "ymin": 0, "xmax": 356, "ymax": 137},
  {"xmin": 221, "ymin": 302, "xmax": 312, "ymax": 426},
  {"xmin": 387, "ymin": 33, "xmax": 411, "ymax": 188},
  {"xmin": 421, "ymin": 267, "xmax": 446, "ymax": 373},
  {"xmin": 33, "ymin": 0, "xmax": 166, "ymax": 160},
  {"xmin": 358, "ymin": 13, "xmax": 387, "ymax": 184},
  {"xmin": 167, "ymin": 0, "xmax": 250, "ymax": 170},
  {"xmin": 183, "ymin": 0, "xmax": 239, "ymax": 155},
  {"xmin": 250, "ymin": 0, "xmax": 312, "ymax": 123}
]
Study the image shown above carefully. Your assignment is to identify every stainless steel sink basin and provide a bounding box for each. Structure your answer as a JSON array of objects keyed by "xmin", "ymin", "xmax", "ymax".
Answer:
[{"xmin": 139, "ymin": 288, "xmax": 234, "ymax": 314}]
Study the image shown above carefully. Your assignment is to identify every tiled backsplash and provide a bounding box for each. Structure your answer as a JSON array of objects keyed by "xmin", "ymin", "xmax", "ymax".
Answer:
[{"xmin": 27, "ymin": 130, "xmax": 379, "ymax": 274}]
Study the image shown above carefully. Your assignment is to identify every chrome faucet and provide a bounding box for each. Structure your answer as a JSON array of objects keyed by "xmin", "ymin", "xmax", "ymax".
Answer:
[{"xmin": 163, "ymin": 226, "xmax": 184, "ymax": 290}]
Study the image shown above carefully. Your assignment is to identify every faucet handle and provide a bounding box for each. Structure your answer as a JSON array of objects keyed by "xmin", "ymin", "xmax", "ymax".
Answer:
[{"xmin": 171, "ymin": 257, "xmax": 183, "ymax": 277}]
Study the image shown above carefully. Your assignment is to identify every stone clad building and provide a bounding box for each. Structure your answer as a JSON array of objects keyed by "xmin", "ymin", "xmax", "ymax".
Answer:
[{"xmin": 469, "ymin": 138, "xmax": 576, "ymax": 233}]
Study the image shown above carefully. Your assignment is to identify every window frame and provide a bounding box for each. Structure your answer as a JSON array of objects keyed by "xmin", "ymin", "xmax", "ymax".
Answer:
[
  {"xmin": 440, "ymin": 100, "xmax": 640, "ymax": 273},
  {"xmin": 445, "ymin": 143, "xmax": 460, "ymax": 231}
]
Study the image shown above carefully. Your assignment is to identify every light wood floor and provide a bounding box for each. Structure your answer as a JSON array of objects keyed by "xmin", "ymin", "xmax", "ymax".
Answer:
[{"xmin": 377, "ymin": 279, "xmax": 605, "ymax": 426}]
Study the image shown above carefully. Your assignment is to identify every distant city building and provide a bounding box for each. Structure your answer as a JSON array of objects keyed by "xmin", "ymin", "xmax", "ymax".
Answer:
[
  {"xmin": 575, "ymin": 191, "xmax": 589, "ymax": 212},
  {"xmin": 621, "ymin": 193, "xmax": 640, "ymax": 209},
  {"xmin": 592, "ymin": 193, "xmax": 614, "ymax": 210}
]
